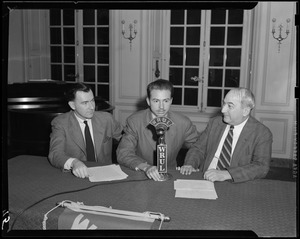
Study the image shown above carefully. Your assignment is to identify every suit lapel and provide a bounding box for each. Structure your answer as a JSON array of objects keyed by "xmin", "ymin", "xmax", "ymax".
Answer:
[
  {"xmin": 231, "ymin": 117, "xmax": 254, "ymax": 166},
  {"xmin": 91, "ymin": 115, "xmax": 106, "ymax": 157},
  {"xmin": 204, "ymin": 118, "xmax": 226, "ymax": 169},
  {"xmin": 144, "ymin": 109, "xmax": 157, "ymax": 151},
  {"xmin": 69, "ymin": 112, "xmax": 85, "ymax": 152}
]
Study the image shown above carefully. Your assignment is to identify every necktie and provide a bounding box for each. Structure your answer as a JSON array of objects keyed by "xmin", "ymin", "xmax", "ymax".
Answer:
[
  {"xmin": 84, "ymin": 120, "xmax": 95, "ymax": 161},
  {"xmin": 217, "ymin": 125, "xmax": 234, "ymax": 170}
]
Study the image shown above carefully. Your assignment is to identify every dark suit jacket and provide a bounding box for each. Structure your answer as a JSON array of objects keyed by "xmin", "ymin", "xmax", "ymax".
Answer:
[
  {"xmin": 117, "ymin": 108, "xmax": 199, "ymax": 169},
  {"xmin": 184, "ymin": 115, "xmax": 273, "ymax": 183},
  {"xmin": 48, "ymin": 110, "xmax": 123, "ymax": 169}
]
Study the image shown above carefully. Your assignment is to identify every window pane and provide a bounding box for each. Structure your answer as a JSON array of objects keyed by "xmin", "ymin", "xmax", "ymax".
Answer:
[
  {"xmin": 226, "ymin": 48, "xmax": 241, "ymax": 66},
  {"xmin": 211, "ymin": 10, "xmax": 226, "ymax": 24},
  {"xmin": 98, "ymin": 85, "xmax": 109, "ymax": 101},
  {"xmin": 186, "ymin": 48, "xmax": 199, "ymax": 66},
  {"xmin": 97, "ymin": 47, "xmax": 109, "ymax": 63},
  {"xmin": 169, "ymin": 68, "xmax": 183, "ymax": 85},
  {"xmin": 209, "ymin": 48, "xmax": 224, "ymax": 66},
  {"xmin": 83, "ymin": 28, "xmax": 95, "ymax": 44},
  {"xmin": 187, "ymin": 10, "xmax": 201, "ymax": 24},
  {"xmin": 184, "ymin": 88, "xmax": 198, "ymax": 106},
  {"xmin": 64, "ymin": 65, "xmax": 76, "ymax": 81},
  {"xmin": 84, "ymin": 65, "xmax": 95, "ymax": 82},
  {"xmin": 208, "ymin": 69, "xmax": 223, "ymax": 86},
  {"xmin": 170, "ymin": 27, "xmax": 184, "ymax": 45},
  {"xmin": 97, "ymin": 10, "xmax": 109, "ymax": 25},
  {"xmin": 64, "ymin": 47, "xmax": 75, "ymax": 63},
  {"xmin": 51, "ymin": 65, "xmax": 62, "ymax": 81},
  {"xmin": 171, "ymin": 10, "xmax": 184, "ymax": 24},
  {"xmin": 50, "ymin": 10, "xmax": 61, "ymax": 26},
  {"xmin": 84, "ymin": 47, "xmax": 95, "ymax": 63},
  {"xmin": 50, "ymin": 28, "xmax": 61, "ymax": 44},
  {"xmin": 83, "ymin": 10, "xmax": 95, "ymax": 25},
  {"xmin": 225, "ymin": 69, "xmax": 240, "ymax": 87},
  {"xmin": 170, "ymin": 48, "xmax": 183, "ymax": 66},
  {"xmin": 63, "ymin": 28, "xmax": 74, "ymax": 44},
  {"xmin": 186, "ymin": 27, "xmax": 200, "ymax": 45},
  {"xmin": 228, "ymin": 9, "xmax": 244, "ymax": 24},
  {"xmin": 51, "ymin": 46, "xmax": 61, "ymax": 62},
  {"xmin": 172, "ymin": 88, "xmax": 182, "ymax": 105},
  {"xmin": 98, "ymin": 66, "xmax": 109, "ymax": 82},
  {"xmin": 97, "ymin": 27, "xmax": 109, "ymax": 44},
  {"xmin": 63, "ymin": 9, "xmax": 74, "ymax": 25},
  {"xmin": 207, "ymin": 89, "xmax": 222, "ymax": 107},
  {"xmin": 227, "ymin": 27, "xmax": 242, "ymax": 45},
  {"xmin": 210, "ymin": 27, "xmax": 225, "ymax": 45},
  {"xmin": 185, "ymin": 68, "xmax": 199, "ymax": 86}
]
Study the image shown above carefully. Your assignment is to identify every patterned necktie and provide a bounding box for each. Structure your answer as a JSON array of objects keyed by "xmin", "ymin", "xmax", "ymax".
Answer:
[
  {"xmin": 217, "ymin": 125, "xmax": 234, "ymax": 170},
  {"xmin": 84, "ymin": 120, "xmax": 95, "ymax": 161}
]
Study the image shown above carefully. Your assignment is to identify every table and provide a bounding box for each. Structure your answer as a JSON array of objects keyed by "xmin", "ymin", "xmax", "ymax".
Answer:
[{"xmin": 5, "ymin": 155, "xmax": 297, "ymax": 237}]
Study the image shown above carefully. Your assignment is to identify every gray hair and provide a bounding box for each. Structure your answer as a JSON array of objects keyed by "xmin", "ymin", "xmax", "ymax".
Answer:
[{"xmin": 229, "ymin": 87, "xmax": 255, "ymax": 109}]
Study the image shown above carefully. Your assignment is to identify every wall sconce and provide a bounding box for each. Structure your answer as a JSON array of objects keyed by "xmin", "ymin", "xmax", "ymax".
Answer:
[
  {"xmin": 121, "ymin": 20, "xmax": 137, "ymax": 51},
  {"xmin": 272, "ymin": 18, "xmax": 290, "ymax": 53}
]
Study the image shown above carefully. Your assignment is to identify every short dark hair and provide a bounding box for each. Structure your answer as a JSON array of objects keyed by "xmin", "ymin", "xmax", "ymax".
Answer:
[
  {"xmin": 65, "ymin": 83, "xmax": 92, "ymax": 102},
  {"xmin": 147, "ymin": 79, "xmax": 174, "ymax": 99}
]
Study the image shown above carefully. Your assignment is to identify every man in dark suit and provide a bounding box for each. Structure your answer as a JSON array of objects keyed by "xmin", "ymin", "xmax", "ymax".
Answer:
[
  {"xmin": 117, "ymin": 79, "xmax": 199, "ymax": 181},
  {"xmin": 48, "ymin": 83, "xmax": 123, "ymax": 178},
  {"xmin": 181, "ymin": 87, "xmax": 273, "ymax": 183}
]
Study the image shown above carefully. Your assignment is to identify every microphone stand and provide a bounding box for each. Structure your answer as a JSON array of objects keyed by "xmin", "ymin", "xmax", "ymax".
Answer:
[{"xmin": 156, "ymin": 128, "xmax": 172, "ymax": 181}]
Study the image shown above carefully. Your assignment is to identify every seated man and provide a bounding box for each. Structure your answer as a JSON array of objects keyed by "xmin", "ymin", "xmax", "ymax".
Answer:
[
  {"xmin": 181, "ymin": 87, "xmax": 273, "ymax": 183},
  {"xmin": 48, "ymin": 83, "xmax": 123, "ymax": 178},
  {"xmin": 117, "ymin": 79, "xmax": 199, "ymax": 181}
]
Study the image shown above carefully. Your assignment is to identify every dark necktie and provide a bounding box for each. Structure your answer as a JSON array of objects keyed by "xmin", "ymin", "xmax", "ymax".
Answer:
[
  {"xmin": 217, "ymin": 125, "xmax": 234, "ymax": 170},
  {"xmin": 84, "ymin": 120, "xmax": 95, "ymax": 161}
]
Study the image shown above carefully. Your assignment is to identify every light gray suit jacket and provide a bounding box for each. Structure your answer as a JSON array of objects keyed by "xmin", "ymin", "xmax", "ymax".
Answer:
[
  {"xmin": 117, "ymin": 108, "xmax": 199, "ymax": 170},
  {"xmin": 184, "ymin": 115, "xmax": 273, "ymax": 183},
  {"xmin": 48, "ymin": 110, "xmax": 123, "ymax": 169}
]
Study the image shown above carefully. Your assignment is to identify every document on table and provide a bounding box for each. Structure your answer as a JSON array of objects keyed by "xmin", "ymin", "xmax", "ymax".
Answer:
[
  {"xmin": 174, "ymin": 179, "xmax": 218, "ymax": 199},
  {"xmin": 87, "ymin": 164, "xmax": 128, "ymax": 182}
]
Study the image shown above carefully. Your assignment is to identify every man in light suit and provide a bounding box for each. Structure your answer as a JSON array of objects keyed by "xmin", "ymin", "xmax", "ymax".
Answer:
[
  {"xmin": 117, "ymin": 79, "xmax": 199, "ymax": 181},
  {"xmin": 48, "ymin": 83, "xmax": 123, "ymax": 178},
  {"xmin": 181, "ymin": 87, "xmax": 273, "ymax": 183}
]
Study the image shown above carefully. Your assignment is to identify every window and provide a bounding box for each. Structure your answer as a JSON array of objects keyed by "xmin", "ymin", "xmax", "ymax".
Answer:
[
  {"xmin": 168, "ymin": 9, "xmax": 251, "ymax": 113},
  {"xmin": 49, "ymin": 9, "xmax": 110, "ymax": 100}
]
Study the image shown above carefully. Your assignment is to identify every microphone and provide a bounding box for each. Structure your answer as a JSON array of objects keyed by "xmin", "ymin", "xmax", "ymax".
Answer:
[{"xmin": 149, "ymin": 116, "xmax": 174, "ymax": 181}]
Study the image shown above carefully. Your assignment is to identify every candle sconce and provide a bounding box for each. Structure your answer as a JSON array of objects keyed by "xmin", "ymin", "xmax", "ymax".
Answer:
[
  {"xmin": 271, "ymin": 18, "xmax": 290, "ymax": 53},
  {"xmin": 121, "ymin": 20, "xmax": 137, "ymax": 51}
]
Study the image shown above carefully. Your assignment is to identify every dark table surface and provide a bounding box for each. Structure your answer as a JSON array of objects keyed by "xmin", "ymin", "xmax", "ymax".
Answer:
[{"xmin": 5, "ymin": 155, "xmax": 297, "ymax": 237}]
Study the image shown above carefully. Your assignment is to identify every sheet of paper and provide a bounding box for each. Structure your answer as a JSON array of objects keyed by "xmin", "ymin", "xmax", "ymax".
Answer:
[
  {"xmin": 174, "ymin": 179, "xmax": 215, "ymax": 190},
  {"xmin": 175, "ymin": 189, "xmax": 218, "ymax": 199},
  {"xmin": 174, "ymin": 179, "xmax": 218, "ymax": 199},
  {"xmin": 87, "ymin": 164, "xmax": 128, "ymax": 182}
]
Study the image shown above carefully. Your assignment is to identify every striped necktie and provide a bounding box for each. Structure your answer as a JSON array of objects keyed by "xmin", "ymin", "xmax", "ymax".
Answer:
[
  {"xmin": 84, "ymin": 120, "xmax": 95, "ymax": 161},
  {"xmin": 217, "ymin": 125, "xmax": 234, "ymax": 170}
]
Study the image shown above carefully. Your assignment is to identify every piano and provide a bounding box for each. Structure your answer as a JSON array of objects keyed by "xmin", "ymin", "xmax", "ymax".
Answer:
[{"xmin": 7, "ymin": 82, "xmax": 114, "ymax": 158}]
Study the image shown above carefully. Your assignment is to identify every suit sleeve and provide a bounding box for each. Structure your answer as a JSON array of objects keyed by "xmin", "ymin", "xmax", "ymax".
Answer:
[
  {"xmin": 182, "ymin": 118, "xmax": 200, "ymax": 149},
  {"xmin": 184, "ymin": 119, "xmax": 214, "ymax": 169},
  {"xmin": 48, "ymin": 117, "xmax": 71, "ymax": 169},
  {"xmin": 227, "ymin": 125, "xmax": 273, "ymax": 183},
  {"xmin": 116, "ymin": 117, "xmax": 146, "ymax": 169}
]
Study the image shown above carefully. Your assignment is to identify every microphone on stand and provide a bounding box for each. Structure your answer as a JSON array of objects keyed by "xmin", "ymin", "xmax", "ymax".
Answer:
[{"xmin": 149, "ymin": 116, "xmax": 174, "ymax": 181}]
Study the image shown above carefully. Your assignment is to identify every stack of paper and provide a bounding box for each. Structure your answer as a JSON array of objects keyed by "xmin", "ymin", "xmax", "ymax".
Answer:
[
  {"xmin": 87, "ymin": 164, "xmax": 128, "ymax": 182},
  {"xmin": 174, "ymin": 179, "xmax": 218, "ymax": 200}
]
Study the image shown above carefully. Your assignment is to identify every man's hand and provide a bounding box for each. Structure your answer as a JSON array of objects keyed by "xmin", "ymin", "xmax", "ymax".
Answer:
[
  {"xmin": 144, "ymin": 165, "xmax": 163, "ymax": 181},
  {"xmin": 204, "ymin": 169, "xmax": 232, "ymax": 182},
  {"xmin": 178, "ymin": 165, "xmax": 199, "ymax": 175},
  {"xmin": 71, "ymin": 159, "xmax": 89, "ymax": 178}
]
